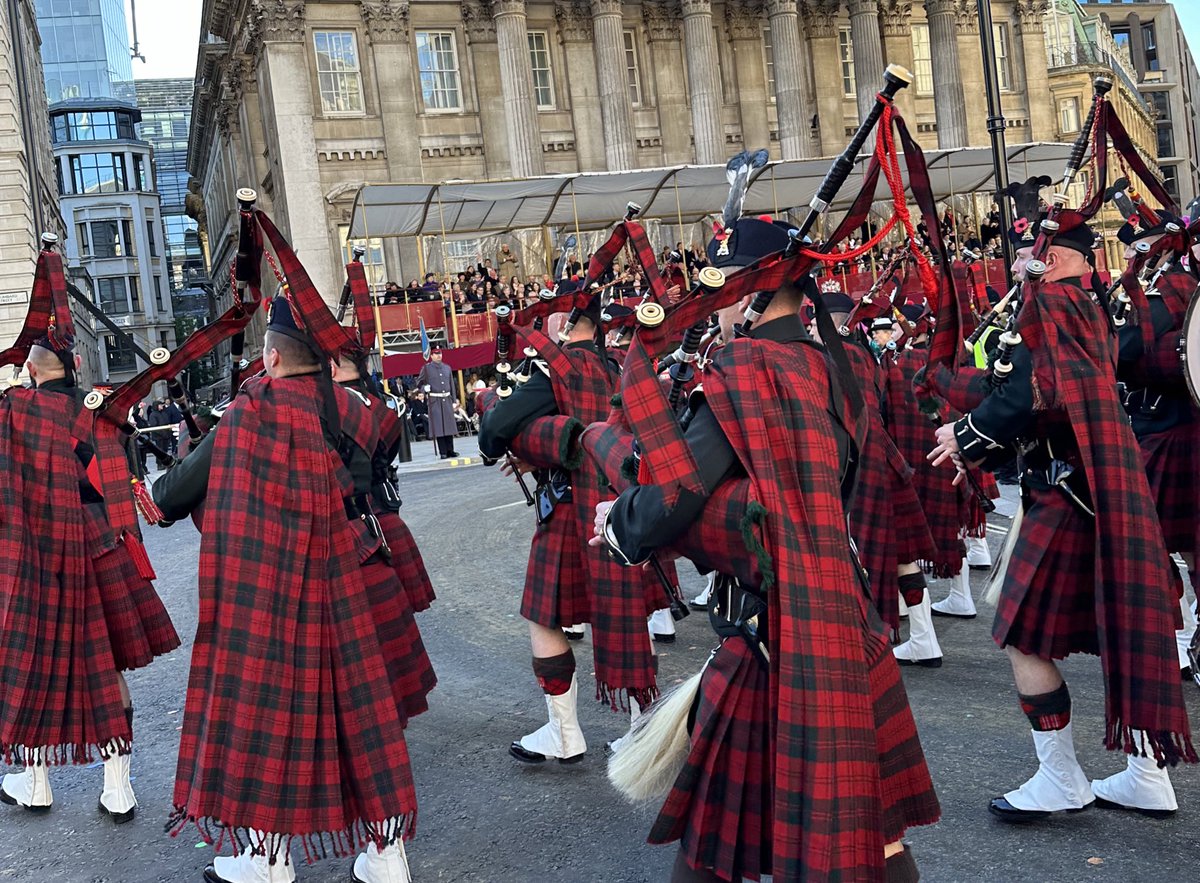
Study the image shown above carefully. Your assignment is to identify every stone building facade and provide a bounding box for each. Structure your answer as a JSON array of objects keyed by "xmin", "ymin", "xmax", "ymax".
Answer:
[{"xmin": 188, "ymin": 0, "xmax": 1159, "ymax": 306}]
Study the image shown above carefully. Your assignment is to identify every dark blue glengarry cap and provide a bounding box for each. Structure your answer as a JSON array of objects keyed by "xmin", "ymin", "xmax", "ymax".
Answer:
[
  {"xmin": 1117, "ymin": 208, "xmax": 1183, "ymax": 246},
  {"xmin": 821, "ymin": 291, "xmax": 854, "ymax": 314},
  {"xmin": 1050, "ymin": 222, "xmax": 1099, "ymax": 258},
  {"xmin": 899, "ymin": 303, "xmax": 926, "ymax": 323},
  {"xmin": 32, "ymin": 332, "xmax": 74, "ymax": 354},
  {"xmin": 267, "ymin": 294, "xmax": 314, "ymax": 346},
  {"xmin": 707, "ymin": 217, "xmax": 792, "ymax": 270}
]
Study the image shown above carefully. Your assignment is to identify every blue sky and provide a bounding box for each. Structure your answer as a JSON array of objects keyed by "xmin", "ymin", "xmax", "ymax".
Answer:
[{"xmin": 1169, "ymin": 0, "xmax": 1200, "ymax": 70}]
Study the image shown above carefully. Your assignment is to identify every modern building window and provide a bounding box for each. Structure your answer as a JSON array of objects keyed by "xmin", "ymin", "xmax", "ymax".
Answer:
[
  {"xmin": 1142, "ymin": 23, "xmax": 1159, "ymax": 72},
  {"xmin": 97, "ymin": 277, "xmax": 127, "ymax": 314},
  {"xmin": 763, "ymin": 28, "xmax": 776, "ymax": 100},
  {"xmin": 528, "ymin": 31, "xmax": 555, "ymax": 110},
  {"xmin": 1157, "ymin": 123, "xmax": 1175, "ymax": 159},
  {"xmin": 339, "ymin": 226, "xmax": 388, "ymax": 291},
  {"xmin": 147, "ymin": 219, "xmax": 158, "ymax": 256},
  {"xmin": 76, "ymin": 222, "xmax": 90, "ymax": 258},
  {"xmin": 1058, "ymin": 97, "xmax": 1081, "ymax": 133},
  {"xmin": 839, "ymin": 29, "xmax": 856, "ymax": 98},
  {"xmin": 911, "ymin": 24, "xmax": 933, "ymax": 95},
  {"xmin": 313, "ymin": 31, "xmax": 365, "ymax": 114},
  {"xmin": 122, "ymin": 220, "xmax": 135, "ymax": 258},
  {"xmin": 154, "ymin": 276, "xmax": 164, "ymax": 312},
  {"xmin": 1161, "ymin": 164, "xmax": 1179, "ymax": 205},
  {"xmin": 415, "ymin": 31, "xmax": 462, "ymax": 111},
  {"xmin": 994, "ymin": 23, "xmax": 1012, "ymax": 92},
  {"xmin": 105, "ymin": 334, "xmax": 136, "ymax": 372},
  {"xmin": 623, "ymin": 30, "xmax": 643, "ymax": 107},
  {"xmin": 90, "ymin": 220, "xmax": 123, "ymax": 258},
  {"xmin": 50, "ymin": 111, "xmax": 136, "ymax": 144},
  {"xmin": 132, "ymin": 154, "xmax": 149, "ymax": 191},
  {"xmin": 70, "ymin": 153, "xmax": 126, "ymax": 194},
  {"xmin": 128, "ymin": 276, "xmax": 140, "ymax": 312}
]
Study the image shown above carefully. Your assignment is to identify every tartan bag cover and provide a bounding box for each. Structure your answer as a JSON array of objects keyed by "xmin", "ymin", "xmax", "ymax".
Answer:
[
  {"xmin": 168, "ymin": 375, "xmax": 418, "ymax": 860},
  {"xmin": 0, "ymin": 387, "xmax": 131, "ymax": 763},
  {"xmin": 517, "ymin": 328, "xmax": 657, "ymax": 708},
  {"xmin": 1020, "ymin": 281, "xmax": 1195, "ymax": 763},
  {"xmin": 701, "ymin": 337, "xmax": 939, "ymax": 880}
]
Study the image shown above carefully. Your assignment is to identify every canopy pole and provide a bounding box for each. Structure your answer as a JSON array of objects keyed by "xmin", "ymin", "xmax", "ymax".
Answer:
[
  {"xmin": 435, "ymin": 188, "xmax": 467, "ymax": 408},
  {"xmin": 361, "ymin": 210, "xmax": 389, "ymax": 393},
  {"xmin": 975, "ymin": 0, "xmax": 1015, "ymax": 290},
  {"xmin": 569, "ymin": 182, "xmax": 582, "ymax": 280},
  {"xmin": 674, "ymin": 178, "xmax": 685, "ymax": 282}
]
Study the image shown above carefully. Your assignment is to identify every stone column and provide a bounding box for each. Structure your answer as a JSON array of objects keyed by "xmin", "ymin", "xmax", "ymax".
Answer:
[
  {"xmin": 463, "ymin": 1, "xmax": 511, "ymax": 177},
  {"xmin": 680, "ymin": 0, "xmax": 725, "ymax": 164},
  {"xmin": 727, "ymin": 3, "xmax": 769, "ymax": 154},
  {"xmin": 644, "ymin": 1, "xmax": 691, "ymax": 165},
  {"xmin": 924, "ymin": 0, "xmax": 969, "ymax": 148},
  {"xmin": 360, "ymin": 1, "xmax": 422, "ymax": 277},
  {"xmin": 767, "ymin": 0, "xmax": 816, "ymax": 159},
  {"xmin": 954, "ymin": 0, "xmax": 988, "ymax": 146},
  {"xmin": 1016, "ymin": 0, "xmax": 1055, "ymax": 142},
  {"xmin": 805, "ymin": 0, "xmax": 849, "ymax": 156},
  {"xmin": 846, "ymin": 0, "xmax": 886, "ymax": 125},
  {"xmin": 877, "ymin": 0, "xmax": 916, "ymax": 124},
  {"xmin": 493, "ymin": 0, "xmax": 545, "ymax": 177},
  {"xmin": 253, "ymin": 2, "xmax": 338, "ymax": 300},
  {"xmin": 555, "ymin": 1, "xmax": 605, "ymax": 171},
  {"xmin": 589, "ymin": 0, "xmax": 638, "ymax": 170}
]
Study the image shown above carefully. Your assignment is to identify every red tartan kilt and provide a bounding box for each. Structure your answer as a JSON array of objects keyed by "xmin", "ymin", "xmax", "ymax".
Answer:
[
  {"xmin": 380, "ymin": 513, "xmax": 436, "ymax": 613},
  {"xmin": 891, "ymin": 471, "xmax": 938, "ymax": 564},
  {"xmin": 850, "ymin": 448, "xmax": 902, "ymax": 630},
  {"xmin": 1139, "ymin": 424, "xmax": 1200, "ymax": 559},
  {"xmin": 651, "ymin": 634, "xmax": 939, "ymax": 881},
  {"xmin": 360, "ymin": 556, "xmax": 436, "ymax": 723},
  {"xmin": 520, "ymin": 503, "xmax": 592, "ymax": 628},
  {"xmin": 993, "ymin": 486, "xmax": 1099, "ymax": 658},
  {"xmin": 91, "ymin": 542, "xmax": 181, "ymax": 672}
]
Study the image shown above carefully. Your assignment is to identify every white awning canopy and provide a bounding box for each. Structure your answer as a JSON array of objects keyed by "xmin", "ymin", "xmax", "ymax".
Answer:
[{"xmin": 348, "ymin": 142, "xmax": 1075, "ymax": 239}]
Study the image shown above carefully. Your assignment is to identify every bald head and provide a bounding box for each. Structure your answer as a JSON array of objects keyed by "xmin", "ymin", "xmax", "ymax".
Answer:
[
  {"xmin": 26, "ymin": 344, "xmax": 78, "ymax": 383},
  {"xmin": 330, "ymin": 352, "xmax": 361, "ymax": 383}
]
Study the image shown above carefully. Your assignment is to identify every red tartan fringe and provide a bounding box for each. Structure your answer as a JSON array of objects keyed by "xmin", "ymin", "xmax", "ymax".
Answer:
[
  {"xmin": 121, "ymin": 531, "xmax": 158, "ymax": 581},
  {"xmin": 595, "ymin": 680, "xmax": 658, "ymax": 713},
  {"xmin": 1106, "ymin": 724, "xmax": 1198, "ymax": 768},
  {"xmin": 2, "ymin": 737, "xmax": 130, "ymax": 767},
  {"xmin": 165, "ymin": 809, "xmax": 416, "ymax": 866},
  {"xmin": 131, "ymin": 478, "xmax": 164, "ymax": 526},
  {"xmin": 919, "ymin": 558, "xmax": 961, "ymax": 580}
]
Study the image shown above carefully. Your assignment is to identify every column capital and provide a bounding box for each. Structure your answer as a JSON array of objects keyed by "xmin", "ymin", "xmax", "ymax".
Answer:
[
  {"xmin": 923, "ymin": 0, "xmax": 955, "ymax": 16},
  {"xmin": 764, "ymin": 0, "xmax": 797, "ymax": 16},
  {"xmin": 463, "ymin": 0, "xmax": 497, "ymax": 42},
  {"xmin": 643, "ymin": 0, "xmax": 680, "ymax": 41},
  {"xmin": 800, "ymin": 0, "xmax": 841, "ymax": 38},
  {"xmin": 952, "ymin": 0, "xmax": 980, "ymax": 34},
  {"xmin": 359, "ymin": 0, "xmax": 411, "ymax": 43},
  {"xmin": 847, "ymin": 0, "xmax": 880, "ymax": 16},
  {"xmin": 590, "ymin": 0, "xmax": 624, "ymax": 16},
  {"xmin": 877, "ymin": 0, "xmax": 912, "ymax": 36},
  {"xmin": 726, "ymin": 2, "xmax": 764, "ymax": 40},
  {"xmin": 556, "ymin": 0, "xmax": 594, "ymax": 41},
  {"xmin": 493, "ymin": 0, "xmax": 526, "ymax": 15},
  {"xmin": 248, "ymin": 0, "xmax": 305, "ymax": 44},
  {"xmin": 1014, "ymin": 0, "xmax": 1048, "ymax": 32},
  {"xmin": 680, "ymin": 0, "xmax": 713, "ymax": 17}
]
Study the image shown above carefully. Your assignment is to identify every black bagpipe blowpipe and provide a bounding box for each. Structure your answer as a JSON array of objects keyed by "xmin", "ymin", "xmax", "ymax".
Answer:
[
  {"xmin": 963, "ymin": 282, "xmax": 1018, "ymax": 346},
  {"xmin": 662, "ymin": 267, "xmax": 728, "ymax": 410},
  {"xmin": 735, "ymin": 65, "xmax": 913, "ymax": 338},
  {"xmin": 229, "ymin": 187, "xmax": 260, "ymax": 395}
]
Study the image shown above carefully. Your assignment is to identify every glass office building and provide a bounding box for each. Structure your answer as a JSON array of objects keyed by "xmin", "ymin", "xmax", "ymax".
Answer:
[{"xmin": 36, "ymin": 0, "xmax": 135, "ymax": 103}]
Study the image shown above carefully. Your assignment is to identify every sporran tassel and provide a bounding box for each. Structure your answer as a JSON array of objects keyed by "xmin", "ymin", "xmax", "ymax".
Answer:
[{"xmin": 130, "ymin": 478, "xmax": 164, "ymax": 526}]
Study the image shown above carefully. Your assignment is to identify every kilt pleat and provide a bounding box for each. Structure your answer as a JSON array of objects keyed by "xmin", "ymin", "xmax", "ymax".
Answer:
[
  {"xmin": 360, "ymin": 556, "xmax": 436, "ymax": 723},
  {"xmin": 520, "ymin": 503, "xmax": 592, "ymax": 628},
  {"xmin": 1139, "ymin": 424, "xmax": 1200, "ymax": 560},
  {"xmin": 379, "ymin": 513, "xmax": 436, "ymax": 613},
  {"xmin": 91, "ymin": 542, "xmax": 181, "ymax": 672},
  {"xmin": 993, "ymin": 486, "xmax": 1099, "ymax": 659}
]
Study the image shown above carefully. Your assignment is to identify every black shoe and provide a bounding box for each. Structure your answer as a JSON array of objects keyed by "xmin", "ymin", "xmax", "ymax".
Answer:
[
  {"xmin": 0, "ymin": 788, "xmax": 50, "ymax": 814},
  {"xmin": 988, "ymin": 796, "xmax": 1092, "ymax": 823},
  {"xmin": 896, "ymin": 656, "xmax": 943, "ymax": 668},
  {"xmin": 652, "ymin": 632, "xmax": 676, "ymax": 644},
  {"xmin": 563, "ymin": 629, "xmax": 585, "ymax": 641},
  {"xmin": 931, "ymin": 609, "xmax": 977, "ymax": 619},
  {"xmin": 203, "ymin": 866, "xmax": 228, "ymax": 883},
  {"xmin": 688, "ymin": 600, "xmax": 709, "ymax": 612},
  {"xmin": 509, "ymin": 741, "xmax": 585, "ymax": 765},
  {"xmin": 98, "ymin": 797, "xmax": 135, "ymax": 824},
  {"xmin": 1093, "ymin": 796, "xmax": 1177, "ymax": 819},
  {"xmin": 448, "ymin": 450, "xmax": 460, "ymax": 458},
  {"xmin": 1182, "ymin": 665, "xmax": 1193, "ymax": 683}
]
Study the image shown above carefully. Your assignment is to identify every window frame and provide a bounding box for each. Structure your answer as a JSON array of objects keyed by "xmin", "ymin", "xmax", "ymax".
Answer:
[
  {"xmin": 1058, "ymin": 96, "xmax": 1081, "ymax": 134},
  {"xmin": 527, "ymin": 30, "xmax": 555, "ymax": 111},
  {"xmin": 763, "ymin": 28, "xmax": 776, "ymax": 102},
  {"xmin": 415, "ymin": 30, "xmax": 464, "ymax": 113},
  {"xmin": 90, "ymin": 220, "xmax": 123, "ymax": 258},
  {"xmin": 104, "ymin": 332, "xmax": 136, "ymax": 372},
  {"xmin": 911, "ymin": 23, "xmax": 933, "ymax": 96},
  {"xmin": 313, "ymin": 30, "xmax": 367, "ymax": 116},
  {"xmin": 96, "ymin": 276, "xmax": 129, "ymax": 315},
  {"xmin": 994, "ymin": 23, "xmax": 1012, "ymax": 93},
  {"xmin": 839, "ymin": 28, "xmax": 856, "ymax": 98},
  {"xmin": 623, "ymin": 29, "xmax": 643, "ymax": 108},
  {"xmin": 338, "ymin": 225, "xmax": 388, "ymax": 292}
]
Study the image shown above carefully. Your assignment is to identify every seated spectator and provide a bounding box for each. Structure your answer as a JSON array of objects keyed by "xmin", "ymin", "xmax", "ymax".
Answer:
[{"xmin": 409, "ymin": 391, "xmax": 429, "ymax": 440}]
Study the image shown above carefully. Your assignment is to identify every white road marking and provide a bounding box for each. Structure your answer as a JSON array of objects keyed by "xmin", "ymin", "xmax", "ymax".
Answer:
[{"xmin": 483, "ymin": 500, "xmax": 527, "ymax": 512}]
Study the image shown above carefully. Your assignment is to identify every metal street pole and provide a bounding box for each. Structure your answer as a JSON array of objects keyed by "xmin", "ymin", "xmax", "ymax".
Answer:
[{"xmin": 976, "ymin": 0, "xmax": 1016, "ymax": 290}]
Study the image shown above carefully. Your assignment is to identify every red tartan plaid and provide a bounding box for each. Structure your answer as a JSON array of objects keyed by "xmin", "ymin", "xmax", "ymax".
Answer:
[
  {"xmin": 0, "ymin": 248, "xmax": 73, "ymax": 368},
  {"xmin": 667, "ymin": 478, "xmax": 765, "ymax": 590},
  {"xmin": 509, "ymin": 415, "xmax": 584, "ymax": 471},
  {"xmin": 930, "ymin": 363, "xmax": 992, "ymax": 414},
  {"xmin": 0, "ymin": 388, "xmax": 131, "ymax": 764},
  {"xmin": 520, "ymin": 501, "xmax": 592, "ymax": 630},
  {"xmin": 382, "ymin": 513, "xmax": 436, "ymax": 613},
  {"xmin": 90, "ymin": 535, "xmax": 180, "ymax": 672},
  {"xmin": 1017, "ymin": 281, "xmax": 1193, "ymax": 762},
  {"xmin": 169, "ymin": 375, "xmax": 418, "ymax": 858},
  {"xmin": 345, "ymin": 260, "xmax": 376, "ymax": 355},
  {"xmin": 360, "ymin": 555, "xmax": 436, "ymax": 723},
  {"xmin": 694, "ymin": 338, "xmax": 936, "ymax": 880},
  {"xmin": 1139, "ymin": 424, "xmax": 1200, "ymax": 562},
  {"xmin": 579, "ymin": 420, "xmax": 636, "ymax": 496}
]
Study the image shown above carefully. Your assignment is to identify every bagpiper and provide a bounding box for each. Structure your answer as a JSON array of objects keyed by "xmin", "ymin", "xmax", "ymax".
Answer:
[{"xmin": 0, "ymin": 237, "xmax": 180, "ymax": 823}]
